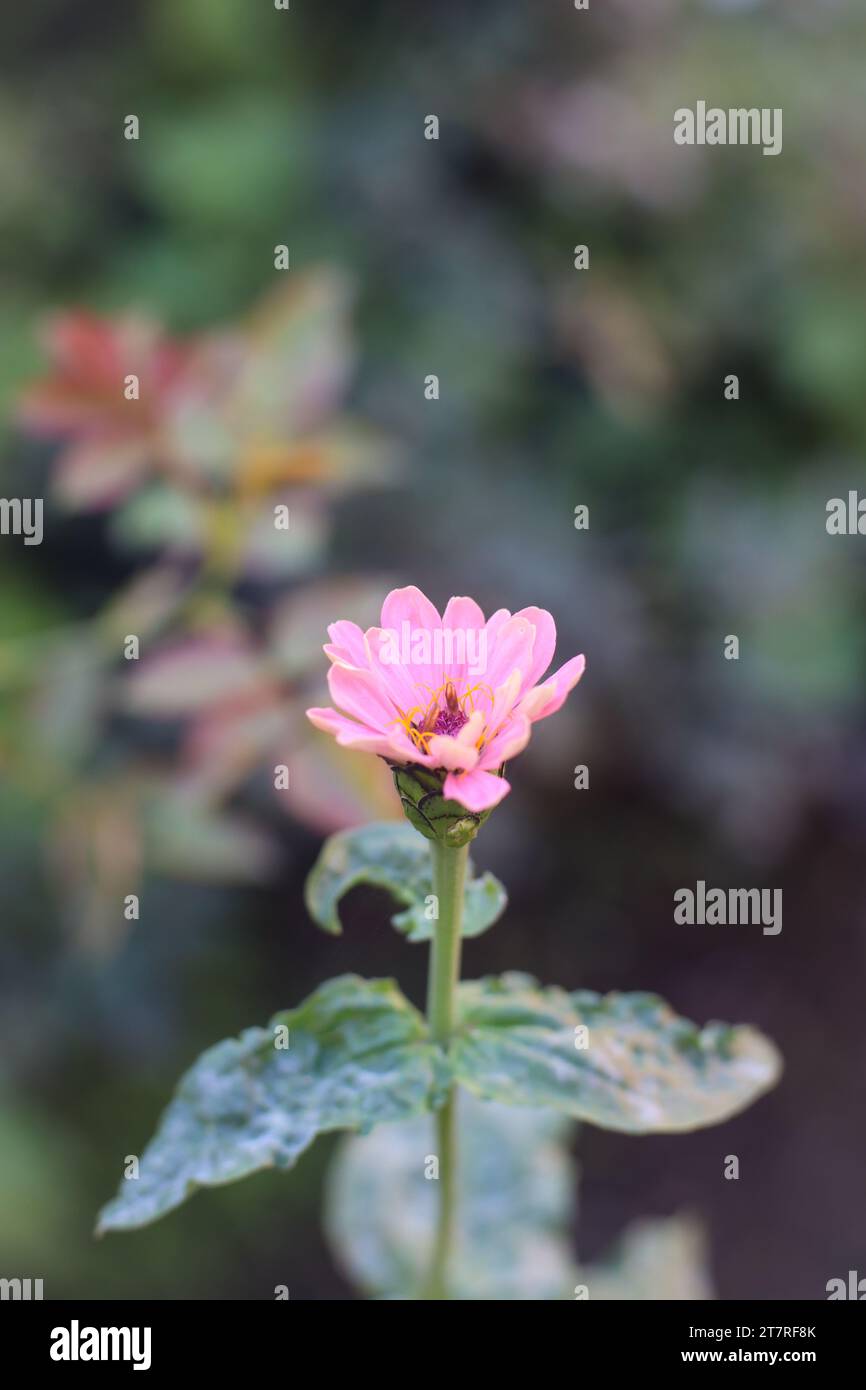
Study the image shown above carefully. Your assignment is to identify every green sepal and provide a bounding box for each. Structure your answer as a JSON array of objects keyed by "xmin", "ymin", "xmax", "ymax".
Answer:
[{"xmin": 388, "ymin": 762, "xmax": 500, "ymax": 847}]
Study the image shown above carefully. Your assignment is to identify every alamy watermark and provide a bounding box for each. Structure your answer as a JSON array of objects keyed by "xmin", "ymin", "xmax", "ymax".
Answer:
[
  {"xmin": 376, "ymin": 623, "xmax": 487, "ymax": 677},
  {"xmin": 826, "ymin": 492, "xmax": 866, "ymax": 535},
  {"xmin": 0, "ymin": 498, "xmax": 43, "ymax": 545},
  {"xmin": 826, "ymin": 1270, "xmax": 866, "ymax": 1300},
  {"xmin": 0, "ymin": 1276, "xmax": 43, "ymax": 1299},
  {"xmin": 674, "ymin": 103, "xmax": 782, "ymax": 157},
  {"xmin": 50, "ymin": 1322, "xmax": 151, "ymax": 1371},
  {"xmin": 674, "ymin": 881, "xmax": 782, "ymax": 936}
]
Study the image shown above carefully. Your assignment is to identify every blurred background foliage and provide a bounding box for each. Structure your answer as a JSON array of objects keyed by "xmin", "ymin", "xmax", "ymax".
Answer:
[{"xmin": 1, "ymin": 0, "xmax": 865, "ymax": 1298}]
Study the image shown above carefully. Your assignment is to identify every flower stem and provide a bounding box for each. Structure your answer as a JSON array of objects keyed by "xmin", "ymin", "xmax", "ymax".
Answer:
[{"xmin": 422, "ymin": 839, "xmax": 468, "ymax": 1300}]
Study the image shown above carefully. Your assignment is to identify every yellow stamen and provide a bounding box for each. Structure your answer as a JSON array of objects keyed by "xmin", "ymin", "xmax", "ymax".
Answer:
[{"xmin": 388, "ymin": 676, "xmax": 498, "ymax": 758}]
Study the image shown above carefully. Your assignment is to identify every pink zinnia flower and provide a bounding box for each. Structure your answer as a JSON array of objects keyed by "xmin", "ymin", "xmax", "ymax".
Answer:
[{"xmin": 306, "ymin": 585, "xmax": 585, "ymax": 813}]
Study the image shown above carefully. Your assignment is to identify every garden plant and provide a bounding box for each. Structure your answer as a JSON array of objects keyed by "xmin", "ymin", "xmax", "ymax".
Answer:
[{"xmin": 97, "ymin": 586, "xmax": 781, "ymax": 1300}]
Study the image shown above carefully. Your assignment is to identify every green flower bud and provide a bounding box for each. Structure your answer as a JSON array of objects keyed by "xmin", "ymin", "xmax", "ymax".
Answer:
[{"xmin": 387, "ymin": 762, "xmax": 500, "ymax": 848}]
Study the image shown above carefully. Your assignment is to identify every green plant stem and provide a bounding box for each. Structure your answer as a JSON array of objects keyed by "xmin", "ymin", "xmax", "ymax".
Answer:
[{"xmin": 422, "ymin": 839, "xmax": 468, "ymax": 1300}]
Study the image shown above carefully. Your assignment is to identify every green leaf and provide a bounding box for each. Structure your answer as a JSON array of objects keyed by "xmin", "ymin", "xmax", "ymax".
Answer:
[
  {"xmin": 144, "ymin": 796, "xmax": 280, "ymax": 885},
  {"xmin": 304, "ymin": 820, "xmax": 507, "ymax": 943},
  {"xmin": 96, "ymin": 976, "xmax": 444, "ymax": 1234},
  {"xmin": 452, "ymin": 973, "xmax": 782, "ymax": 1133},
  {"xmin": 109, "ymin": 484, "xmax": 203, "ymax": 552},
  {"xmin": 326, "ymin": 1094, "xmax": 578, "ymax": 1300},
  {"xmin": 578, "ymin": 1215, "xmax": 714, "ymax": 1301},
  {"xmin": 326, "ymin": 1094, "xmax": 717, "ymax": 1300}
]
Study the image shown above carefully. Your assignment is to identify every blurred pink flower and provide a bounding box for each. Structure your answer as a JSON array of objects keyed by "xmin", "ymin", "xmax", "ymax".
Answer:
[
  {"xmin": 307, "ymin": 585, "xmax": 586, "ymax": 812},
  {"xmin": 17, "ymin": 311, "xmax": 189, "ymax": 508},
  {"xmin": 16, "ymin": 274, "xmax": 398, "ymax": 557},
  {"xmin": 120, "ymin": 579, "xmax": 400, "ymax": 840}
]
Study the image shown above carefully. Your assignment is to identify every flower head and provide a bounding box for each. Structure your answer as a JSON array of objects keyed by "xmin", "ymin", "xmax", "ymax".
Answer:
[{"xmin": 307, "ymin": 586, "xmax": 585, "ymax": 839}]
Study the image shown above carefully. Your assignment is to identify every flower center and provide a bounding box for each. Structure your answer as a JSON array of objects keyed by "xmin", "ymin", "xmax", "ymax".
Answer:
[
  {"xmin": 395, "ymin": 677, "xmax": 491, "ymax": 755},
  {"xmin": 432, "ymin": 707, "xmax": 468, "ymax": 737}
]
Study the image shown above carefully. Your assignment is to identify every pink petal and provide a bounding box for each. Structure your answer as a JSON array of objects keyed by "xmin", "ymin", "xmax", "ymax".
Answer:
[
  {"xmin": 458, "ymin": 708, "xmax": 485, "ymax": 744},
  {"xmin": 482, "ymin": 668, "xmax": 522, "ymax": 735},
  {"xmin": 441, "ymin": 595, "xmax": 487, "ymax": 686},
  {"xmin": 484, "ymin": 614, "xmax": 536, "ymax": 691},
  {"xmin": 443, "ymin": 768, "xmax": 512, "ymax": 812},
  {"xmin": 305, "ymin": 707, "xmax": 400, "ymax": 758},
  {"xmin": 380, "ymin": 584, "xmax": 441, "ymax": 633},
  {"xmin": 379, "ymin": 584, "xmax": 442, "ymax": 697},
  {"xmin": 479, "ymin": 711, "xmax": 532, "ymax": 767},
  {"xmin": 520, "ymin": 654, "xmax": 586, "ymax": 721},
  {"xmin": 425, "ymin": 722, "xmax": 480, "ymax": 778},
  {"xmin": 325, "ymin": 620, "xmax": 370, "ymax": 669},
  {"xmin": 365, "ymin": 626, "xmax": 425, "ymax": 714},
  {"xmin": 513, "ymin": 606, "xmax": 556, "ymax": 692},
  {"xmin": 393, "ymin": 732, "xmax": 428, "ymax": 762},
  {"xmin": 442, "ymin": 595, "xmax": 486, "ymax": 628},
  {"xmin": 327, "ymin": 663, "xmax": 397, "ymax": 734},
  {"xmin": 484, "ymin": 608, "xmax": 512, "ymax": 650},
  {"xmin": 324, "ymin": 644, "xmax": 355, "ymax": 667}
]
